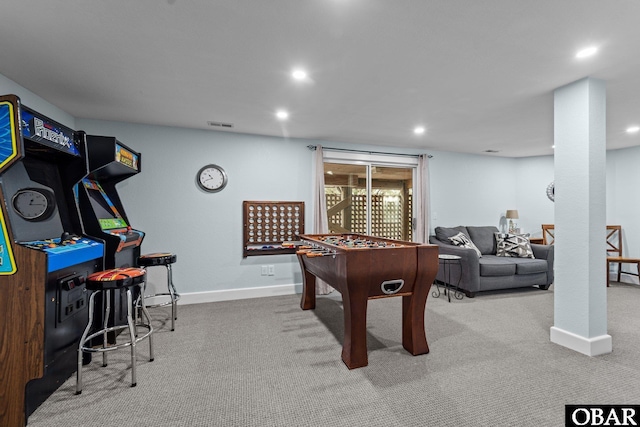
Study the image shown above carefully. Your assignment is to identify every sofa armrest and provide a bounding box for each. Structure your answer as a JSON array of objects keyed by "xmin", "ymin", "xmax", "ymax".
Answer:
[
  {"xmin": 531, "ymin": 243, "xmax": 552, "ymax": 259},
  {"xmin": 531, "ymin": 243, "xmax": 554, "ymax": 284},
  {"xmin": 428, "ymin": 237, "xmax": 481, "ymax": 294}
]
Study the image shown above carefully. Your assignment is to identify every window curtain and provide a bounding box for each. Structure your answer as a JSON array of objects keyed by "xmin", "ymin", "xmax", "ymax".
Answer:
[
  {"xmin": 313, "ymin": 145, "xmax": 333, "ymax": 294},
  {"xmin": 415, "ymin": 154, "xmax": 430, "ymax": 244}
]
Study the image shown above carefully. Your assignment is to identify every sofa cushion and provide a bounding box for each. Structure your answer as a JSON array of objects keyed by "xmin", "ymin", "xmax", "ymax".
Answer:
[
  {"xmin": 467, "ymin": 226, "xmax": 499, "ymax": 255},
  {"xmin": 435, "ymin": 226, "xmax": 469, "ymax": 244},
  {"xmin": 448, "ymin": 232, "xmax": 482, "ymax": 257},
  {"xmin": 479, "ymin": 256, "xmax": 516, "ymax": 276},
  {"xmin": 511, "ymin": 258, "xmax": 549, "ymax": 275},
  {"xmin": 495, "ymin": 233, "xmax": 534, "ymax": 258}
]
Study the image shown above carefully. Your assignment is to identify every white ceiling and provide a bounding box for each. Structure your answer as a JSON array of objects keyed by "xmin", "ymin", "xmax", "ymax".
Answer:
[{"xmin": 1, "ymin": 1, "xmax": 639, "ymax": 157}]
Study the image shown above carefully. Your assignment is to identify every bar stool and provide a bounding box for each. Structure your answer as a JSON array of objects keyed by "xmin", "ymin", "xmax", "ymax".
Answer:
[
  {"xmin": 76, "ymin": 267, "xmax": 154, "ymax": 394},
  {"xmin": 137, "ymin": 252, "xmax": 180, "ymax": 331}
]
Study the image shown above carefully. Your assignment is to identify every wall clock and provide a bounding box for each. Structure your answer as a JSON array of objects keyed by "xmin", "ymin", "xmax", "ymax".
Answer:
[
  {"xmin": 546, "ymin": 182, "xmax": 555, "ymax": 202},
  {"xmin": 11, "ymin": 187, "xmax": 56, "ymax": 221},
  {"xmin": 197, "ymin": 164, "xmax": 228, "ymax": 193}
]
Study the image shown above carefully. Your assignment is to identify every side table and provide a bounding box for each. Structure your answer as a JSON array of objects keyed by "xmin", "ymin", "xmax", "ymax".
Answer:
[{"xmin": 432, "ymin": 254, "xmax": 463, "ymax": 302}]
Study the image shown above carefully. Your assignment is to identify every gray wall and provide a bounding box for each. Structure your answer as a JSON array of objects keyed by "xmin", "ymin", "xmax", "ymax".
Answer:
[
  {"xmin": 76, "ymin": 119, "xmax": 315, "ymax": 296},
  {"xmin": 514, "ymin": 155, "xmax": 555, "ymax": 238},
  {"xmin": 73, "ymin": 119, "xmax": 524, "ymax": 298},
  {"xmin": 429, "ymin": 150, "xmax": 517, "ymax": 231},
  {"xmin": 3, "ymin": 72, "xmax": 640, "ymax": 296},
  {"xmin": 606, "ymin": 146, "xmax": 640, "ymax": 266}
]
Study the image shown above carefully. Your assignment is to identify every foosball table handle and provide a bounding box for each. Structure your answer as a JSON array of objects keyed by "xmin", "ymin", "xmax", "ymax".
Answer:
[{"xmin": 306, "ymin": 252, "xmax": 324, "ymax": 257}]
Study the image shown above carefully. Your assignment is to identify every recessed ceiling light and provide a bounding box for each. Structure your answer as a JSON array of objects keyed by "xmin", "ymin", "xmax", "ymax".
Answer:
[
  {"xmin": 576, "ymin": 46, "xmax": 598, "ymax": 59},
  {"xmin": 413, "ymin": 126, "xmax": 426, "ymax": 135},
  {"xmin": 276, "ymin": 110, "xmax": 289, "ymax": 120},
  {"xmin": 626, "ymin": 126, "xmax": 640, "ymax": 133},
  {"xmin": 291, "ymin": 69, "xmax": 307, "ymax": 81},
  {"xmin": 552, "ymin": 145, "xmax": 555, "ymax": 149}
]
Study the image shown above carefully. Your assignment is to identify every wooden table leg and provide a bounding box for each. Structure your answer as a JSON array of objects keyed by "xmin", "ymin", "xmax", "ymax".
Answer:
[
  {"xmin": 402, "ymin": 291, "xmax": 429, "ymax": 356},
  {"xmin": 297, "ymin": 255, "xmax": 316, "ymax": 310},
  {"xmin": 402, "ymin": 245, "xmax": 436, "ymax": 355},
  {"xmin": 341, "ymin": 290, "xmax": 369, "ymax": 369}
]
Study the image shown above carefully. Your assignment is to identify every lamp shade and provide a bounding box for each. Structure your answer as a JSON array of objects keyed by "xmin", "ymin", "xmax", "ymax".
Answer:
[{"xmin": 505, "ymin": 209, "xmax": 519, "ymax": 219}]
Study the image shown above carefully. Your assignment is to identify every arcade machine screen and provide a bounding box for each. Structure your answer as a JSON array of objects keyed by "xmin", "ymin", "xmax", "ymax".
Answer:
[
  {"xmin": 81, "ymin": 178, "xmax": 142, "ymax": 255},
  {"xmin": 82, "ymin": 179, "xmax": 128, "ymax": 231}
]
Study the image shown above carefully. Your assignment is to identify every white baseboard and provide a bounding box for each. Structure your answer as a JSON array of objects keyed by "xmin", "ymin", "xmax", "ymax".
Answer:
[
  {"xmin": 550, "ymin": 326, "xmax": 612, "ymax": 356},
  {"xmin": 178, "ymin": 283, "xmax": 303, "ymax": 305}
]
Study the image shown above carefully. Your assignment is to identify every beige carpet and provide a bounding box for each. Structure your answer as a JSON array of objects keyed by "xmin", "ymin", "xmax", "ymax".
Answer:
[{"xmin": 27, "ymin": 283, "xmax": 640, "ymax": 427}]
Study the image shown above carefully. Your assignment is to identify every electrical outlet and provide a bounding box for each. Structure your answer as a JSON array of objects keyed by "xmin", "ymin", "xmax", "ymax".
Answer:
[
  {"xmin": 261, "ymin": 265, "xmax": 268, "ymax": 276},
  {"xmin": 268, "ymin": 265, "xmax": 275, "ymax": 276}
]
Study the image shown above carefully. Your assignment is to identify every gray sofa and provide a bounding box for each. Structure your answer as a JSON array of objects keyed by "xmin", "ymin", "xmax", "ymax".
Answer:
[{"xmin": 429, "ymin": 225, "xmax": 554, "ymax": 297}]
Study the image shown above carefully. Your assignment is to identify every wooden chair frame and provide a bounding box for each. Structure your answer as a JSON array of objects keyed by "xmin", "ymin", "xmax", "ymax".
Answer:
[
  {"xmin": 540, "ymin": 224, "xmax": 640, "ymax": 286},
  {"xmin": 605, "ymin": 225, "xmax": 640, "ymax": 287},
  {"xmin": 542, "ymin": 224, "xmax": 555, "ymax": 245}
]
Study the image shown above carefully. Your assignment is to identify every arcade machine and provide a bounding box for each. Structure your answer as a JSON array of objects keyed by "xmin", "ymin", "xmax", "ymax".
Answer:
[
  {"xmin": 76, "ymin": 133, "xmax": 144, "ymax": 332},
  {"xmin": 0, "ymin": 94, "xmax": 105, "ymax": 426}
]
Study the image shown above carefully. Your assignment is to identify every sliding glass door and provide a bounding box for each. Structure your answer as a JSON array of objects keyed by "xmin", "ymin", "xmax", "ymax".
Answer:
[
  {"xmin": 324, "ymin": 160, "xmax": 415, "ymax": 241},
  {"xmin": 371, "ymin": 165, "xmax": 413, "ymax": 241}
]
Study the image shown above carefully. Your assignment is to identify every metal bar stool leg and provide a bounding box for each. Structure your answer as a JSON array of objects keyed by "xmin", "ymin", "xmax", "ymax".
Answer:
[
  {"xmin": 134, "ymin": 281, "xmax": 144, "ymax": 334},
  {"xmin": 167, "ymin": 264, "xmax": 177, "ymax": 330},
  {"xmin": 102, "ymin": 289, "xmax": 110, "ymax": 367},
  {"xmin": 125, "ymin": 288, "xmax": 138, "ymax": 387},
  {"xmin": 76, "ymin": 290, "xmax": 97, "ymax": 395},
  {"xmin": 138, "ymin": 289, "xmax": 155, "ymax": 362}
]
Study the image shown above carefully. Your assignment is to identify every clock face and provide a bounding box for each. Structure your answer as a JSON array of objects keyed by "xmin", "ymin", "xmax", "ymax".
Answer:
[
  {"xmin": 197, "ymin": 164, "xmax": 228, "ymax": 192},
  {"xmin": 12, "ymin": 188, "xmax": 56, "ymax": 221},
  {"xmin": 546, "ymin": 182, "xmax": 555, "ymax": 202}
]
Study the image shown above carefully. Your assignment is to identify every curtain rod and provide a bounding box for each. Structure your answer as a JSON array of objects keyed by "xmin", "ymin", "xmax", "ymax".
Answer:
[{"xmin": 307, "ymin": 145, "xmax": 433, "ymax": 158}]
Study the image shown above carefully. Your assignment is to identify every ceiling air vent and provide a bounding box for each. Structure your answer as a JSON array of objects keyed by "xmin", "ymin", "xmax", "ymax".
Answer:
[{"xmin": 207, "ymin": 121, "xmax": 234, "ymax": 128}]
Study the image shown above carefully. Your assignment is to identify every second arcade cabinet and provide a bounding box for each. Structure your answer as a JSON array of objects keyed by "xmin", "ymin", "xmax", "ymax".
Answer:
[{"xmin": 77, "ymin": 133, "xmax": 145, "ymax": 331}]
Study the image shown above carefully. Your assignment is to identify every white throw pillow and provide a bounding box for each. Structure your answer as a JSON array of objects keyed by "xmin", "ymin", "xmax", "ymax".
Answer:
[
  {"xmin": 494, "ymin": 232, "xmax": 535, "ymax": 258},
  {"xmin": 448, "ymin": 232, "xmax": 482, "ymax": 257}
]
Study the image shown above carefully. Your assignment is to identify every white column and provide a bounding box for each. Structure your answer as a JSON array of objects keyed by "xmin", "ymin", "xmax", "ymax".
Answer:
[{"xmin": 550, "ymin": 77, "xmax": 611, "ymax": 356}]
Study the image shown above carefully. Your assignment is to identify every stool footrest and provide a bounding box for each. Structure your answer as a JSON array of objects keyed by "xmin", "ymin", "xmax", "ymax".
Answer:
[
  {"xmin": 143, "ymin": 292, "xmax": 181, "ymax": 308},
  {"xmin": 80, "ymin": 324, "xmax": 153, "ymax": 353}
]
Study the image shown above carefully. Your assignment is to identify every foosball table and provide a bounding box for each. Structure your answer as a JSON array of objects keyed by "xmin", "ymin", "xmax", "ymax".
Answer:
[{"xmin": 296, "ymin": 233, "xmax": 439, "ymax": 369}]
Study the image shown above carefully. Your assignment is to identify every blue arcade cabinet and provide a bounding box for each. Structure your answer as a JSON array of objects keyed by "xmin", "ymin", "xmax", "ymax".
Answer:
[{"xmin": 0, "ymin": 94, "xmax": 105, "ymax": 426}]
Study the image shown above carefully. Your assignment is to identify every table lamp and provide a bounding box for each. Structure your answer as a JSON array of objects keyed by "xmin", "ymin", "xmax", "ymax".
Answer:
[{"xmin": 506, "ymin": 210, "xmax": 519, "ymax": 233}]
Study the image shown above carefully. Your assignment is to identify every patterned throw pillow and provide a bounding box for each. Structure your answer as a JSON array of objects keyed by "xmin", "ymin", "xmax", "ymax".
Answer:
[
  {"xmin": 495, "ymin": 233, "xmax": 535, "ymax": 258},
  {"xmin": 448, "ymin": 232, "xmax": 482, "ymax": 257}
]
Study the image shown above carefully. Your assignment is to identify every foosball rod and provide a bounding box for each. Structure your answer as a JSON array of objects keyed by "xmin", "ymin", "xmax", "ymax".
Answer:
[{"xmin": 296, "ymin": 248, "xmax": 335, "ymax": 257}]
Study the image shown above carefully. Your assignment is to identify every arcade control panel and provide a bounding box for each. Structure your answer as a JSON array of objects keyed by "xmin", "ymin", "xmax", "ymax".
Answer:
[
  {"xmin": 20, "ymin": 234, "xmax": 104, "ymax": 273},
  {"xmin": 19, "ymin": 233, "xmax": 104, "ymax": 326},
  {"xmin": 107, "ymin": 227, "xmax": 144, "ymax": 250}
]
